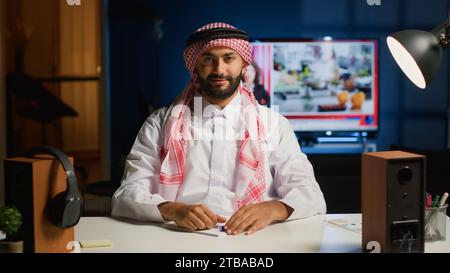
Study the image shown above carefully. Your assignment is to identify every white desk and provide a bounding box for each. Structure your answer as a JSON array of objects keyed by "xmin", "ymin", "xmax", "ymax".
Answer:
[{"xmin": 75, "ymin": 214, "xmax": 450, "ymax": 253}]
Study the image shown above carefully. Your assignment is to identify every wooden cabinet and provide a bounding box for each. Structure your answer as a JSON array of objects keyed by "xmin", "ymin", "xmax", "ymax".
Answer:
[{"xmin": 5, "ymin": 0, "xmax": 104, "ymax": 186}]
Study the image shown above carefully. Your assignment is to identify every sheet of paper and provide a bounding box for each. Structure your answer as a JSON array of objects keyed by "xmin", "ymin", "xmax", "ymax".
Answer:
[
  {"xmin": 326, "ymin": 218, "xmax": 362, "ymax": 234},
  {"xmin": 162, "ymin": 222, "xmax": 226, "ymax": 237}
]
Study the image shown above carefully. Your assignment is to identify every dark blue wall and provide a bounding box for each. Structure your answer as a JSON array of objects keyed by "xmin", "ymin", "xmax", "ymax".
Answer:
[{"xmin": 108, "ymin": 0, "xmax": 449, "ymax": 181}]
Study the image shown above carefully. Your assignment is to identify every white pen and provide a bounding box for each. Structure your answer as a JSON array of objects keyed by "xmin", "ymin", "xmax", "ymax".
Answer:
[{"xmin": 439, "ymin": 192, "xmax": 449, "ymax": 207}]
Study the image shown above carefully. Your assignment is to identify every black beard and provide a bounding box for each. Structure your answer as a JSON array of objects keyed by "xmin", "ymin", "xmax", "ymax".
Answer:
[{"xmin": 198, "ymin": 72, "xmax": 243, "ymax": 100}]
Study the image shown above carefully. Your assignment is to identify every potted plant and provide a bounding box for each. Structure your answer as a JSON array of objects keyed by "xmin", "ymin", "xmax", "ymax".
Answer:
[{"xmin": 0, "ymin": 206, "xmax": 23, "ymax": 253}]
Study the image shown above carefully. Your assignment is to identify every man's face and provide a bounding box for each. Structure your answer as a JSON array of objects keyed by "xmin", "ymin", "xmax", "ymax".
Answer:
[{"xmin": 195, "ymin": 47, "xmax": 246, "ymax": 100}]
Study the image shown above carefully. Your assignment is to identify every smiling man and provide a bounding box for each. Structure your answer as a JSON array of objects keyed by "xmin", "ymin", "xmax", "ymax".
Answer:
[{"xmin": 111, "ymin": 22, "xmax": 326, "ymax": 235}]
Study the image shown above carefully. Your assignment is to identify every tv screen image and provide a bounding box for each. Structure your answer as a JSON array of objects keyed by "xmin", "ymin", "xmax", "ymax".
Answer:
[{"xmin": 250, "ymin": 40, "xmax": 379, "ymax": 133}]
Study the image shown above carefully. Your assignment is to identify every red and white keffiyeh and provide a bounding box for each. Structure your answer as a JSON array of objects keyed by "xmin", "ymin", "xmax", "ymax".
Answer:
[
  {"xmin": 158, "ymin": 22, "xmax": 265, "ymax": 209},
  {"xmin": 183, "ymin": 22, "xmax": 253, "ymax": 78}
]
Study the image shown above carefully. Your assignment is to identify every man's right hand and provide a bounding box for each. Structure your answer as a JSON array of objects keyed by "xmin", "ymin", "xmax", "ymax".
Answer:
[{"xmin": 158, "ymin": 202, "xmax": 227, "ymax": 231}]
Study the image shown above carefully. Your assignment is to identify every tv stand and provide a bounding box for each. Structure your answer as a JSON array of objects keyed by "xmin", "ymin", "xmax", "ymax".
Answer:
[{"xmin": 298, "ymin": 132, "xmax": 377, "ymax": 154}]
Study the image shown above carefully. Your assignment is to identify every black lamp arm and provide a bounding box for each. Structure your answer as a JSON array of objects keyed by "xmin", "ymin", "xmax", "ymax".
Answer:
[
  {"xmin": 447, "ymin": 0, "xmax": 450, "ymax": 26},
  {"xmin": 431, "ymin": 21, "xmax": 450, "ymax": 49},
  {"xmin": 431, "ymin": 0, "xmax": 450, "ymax": 49},
  {"xmin": 443, "ymin": 0, "xmax": 450, "ymax": 48},
  {"xmin": 442, "ymin": 26, "xmax": 450, "ymax": 48}
]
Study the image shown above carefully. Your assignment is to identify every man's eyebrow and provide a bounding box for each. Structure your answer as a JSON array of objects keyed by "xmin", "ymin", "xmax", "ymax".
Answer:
[
  {"xmin": 202, "ymin": 52, "xmax": 216, "ymax": 57},
  {"xmin": 223, "ymin": 52, "xmax": 237, "ymax": 57}
]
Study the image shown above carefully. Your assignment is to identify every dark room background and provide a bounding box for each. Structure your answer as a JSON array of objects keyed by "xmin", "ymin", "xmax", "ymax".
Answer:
[{"xmin": 1, "ymin": 0, "xmax": 449, "ymax": 216}]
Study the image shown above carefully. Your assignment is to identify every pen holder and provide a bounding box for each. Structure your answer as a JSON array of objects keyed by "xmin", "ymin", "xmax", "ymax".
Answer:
[{"xmin": 424, "ymin": 204, "xmax": 447, "ymax": 242}]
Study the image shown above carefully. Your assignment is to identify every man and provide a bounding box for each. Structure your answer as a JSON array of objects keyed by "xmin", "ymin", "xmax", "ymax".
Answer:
[{"xmin": 111, "ymin": 22, "xmax": 326, "ymax": 235}]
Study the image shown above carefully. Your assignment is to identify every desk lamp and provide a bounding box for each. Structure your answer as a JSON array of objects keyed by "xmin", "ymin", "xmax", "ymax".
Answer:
[{"xmin": 386, "ymin": 0, "xmax": 449, "ymax": 89}]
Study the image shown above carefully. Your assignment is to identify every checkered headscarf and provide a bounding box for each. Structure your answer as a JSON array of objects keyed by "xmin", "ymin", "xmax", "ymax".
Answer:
[{"xmin": 183, "ymin": 22, "xmax": 253, "ymax": 78}]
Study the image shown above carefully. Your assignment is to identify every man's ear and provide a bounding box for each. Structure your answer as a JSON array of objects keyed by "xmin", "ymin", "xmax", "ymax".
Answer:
[{"xmin": 242, "ymin": 65, "xmax": 248, "ymax": 76}]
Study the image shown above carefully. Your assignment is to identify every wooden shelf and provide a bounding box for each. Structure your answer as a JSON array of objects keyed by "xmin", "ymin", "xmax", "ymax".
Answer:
[{"xmin": 36, "ymin": 75, "xmax": 101, "ymax": 82}]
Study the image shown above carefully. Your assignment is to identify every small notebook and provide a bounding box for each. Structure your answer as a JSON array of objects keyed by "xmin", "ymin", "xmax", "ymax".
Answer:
[
  {"xmin": 162, "ymin": 222, "xmax": 226, "ymax": 237},
  {"xmin": 79, "ymin": 239, "xmax": 113, "ymax": 248}
]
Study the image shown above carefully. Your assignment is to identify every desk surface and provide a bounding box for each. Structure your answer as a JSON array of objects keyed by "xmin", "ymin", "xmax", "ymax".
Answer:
[{"xmin": 75, "ymin": 214, "xmax": 450, "ymax": 253}]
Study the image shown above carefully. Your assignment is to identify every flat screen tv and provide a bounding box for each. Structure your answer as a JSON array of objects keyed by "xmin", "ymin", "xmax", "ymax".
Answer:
[{"xmin": 250, "ymin": 39, "xmax": 379, "ymax": 136}]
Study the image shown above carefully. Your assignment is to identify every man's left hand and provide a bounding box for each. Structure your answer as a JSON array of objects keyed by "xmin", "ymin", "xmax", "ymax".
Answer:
[{"xmin": 224, "ymin": 201, "xmax": 293, "ymax": 235}]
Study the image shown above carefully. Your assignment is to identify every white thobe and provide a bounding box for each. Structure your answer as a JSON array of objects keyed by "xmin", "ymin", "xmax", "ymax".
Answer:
[{"xmin": 111, "ymin": 91, "xmax": 326, "ymax": 222}]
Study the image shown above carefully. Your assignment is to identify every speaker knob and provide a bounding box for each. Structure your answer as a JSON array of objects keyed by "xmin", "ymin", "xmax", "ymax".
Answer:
[{"xmin": 397, "ymin": 166, "xmax": 413, "ymax": 185}]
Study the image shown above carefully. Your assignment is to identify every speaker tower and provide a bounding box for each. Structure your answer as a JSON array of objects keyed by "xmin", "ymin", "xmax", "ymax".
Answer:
[{"xmin": 362, "ymin": 151, "xmax": 425, "ymax": 253}]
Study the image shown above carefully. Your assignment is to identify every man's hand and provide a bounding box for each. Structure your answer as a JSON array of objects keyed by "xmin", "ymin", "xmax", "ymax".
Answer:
[
  {"xmin": 224, "ymin": 201, "xmax": 293, "ymax": 235},
  {"xmin": 158, "ymin": 202, "xmax": 226, "ymax": 231}
]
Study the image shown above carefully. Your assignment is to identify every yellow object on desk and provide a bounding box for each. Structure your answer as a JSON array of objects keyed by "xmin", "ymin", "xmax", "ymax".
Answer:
[{"xmin": 79, "ymin": 239, "xmax": 113, "ymax": 248}]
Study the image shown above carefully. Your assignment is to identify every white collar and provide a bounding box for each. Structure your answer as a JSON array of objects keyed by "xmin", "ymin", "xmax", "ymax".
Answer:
[{"xmin": 193, "ymin": 90, "xmax": 242, "ymax": 120}]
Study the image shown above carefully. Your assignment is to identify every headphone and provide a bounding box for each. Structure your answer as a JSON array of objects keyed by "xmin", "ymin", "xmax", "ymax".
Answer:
[{"xmin": 26, "ymin": 146, "xmax": 83, "ymax": 228}]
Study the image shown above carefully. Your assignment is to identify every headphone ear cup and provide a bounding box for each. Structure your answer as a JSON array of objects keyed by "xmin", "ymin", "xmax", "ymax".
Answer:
[
  {"xmin": 48, "ymin": 191, "xmax": 83, "ymax": 228},
  {"xmin": 48, "ymin": 192, "xmax": 67, "ymax": 228}
]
